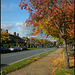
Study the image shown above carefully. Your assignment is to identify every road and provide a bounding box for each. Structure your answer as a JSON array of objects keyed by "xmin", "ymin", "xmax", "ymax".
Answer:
[{"xmin": 1, "ymin": 47, "xmax": 56, "ymax": 67}]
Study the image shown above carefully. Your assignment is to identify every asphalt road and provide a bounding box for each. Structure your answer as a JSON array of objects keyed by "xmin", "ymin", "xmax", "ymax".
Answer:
[{"xmin": 1, "ymin": 47, "xmax": 56, "ymax": 67}]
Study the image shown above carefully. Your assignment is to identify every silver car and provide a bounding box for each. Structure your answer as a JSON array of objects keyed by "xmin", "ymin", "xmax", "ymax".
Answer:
[{"xmin": 9, "ymin": 46, "xmax": 20, "ymax": 52}]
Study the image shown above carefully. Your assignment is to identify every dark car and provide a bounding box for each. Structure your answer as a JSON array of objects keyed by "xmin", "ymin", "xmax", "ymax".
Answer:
[
  {"xmin": 56, "ymin": 45, "xmax": 59, "ymax": 48},
  {"xmin": 1, "ymin": 46, "xmax": 10, "ymax": 53},
  {"xmin": 22, "ymin": 46, "xmax": 27, "ymax": 50},
  {"xmin": 18, "ymin": 46, "xmax": 27, "ymax": 51},
  {"xmin": 56, "ymin": 45, "xmax": 62, "ymax": 48},
  {"xmin": 49, "ymin": 46, "xmax": 53, "ymax": 48},
  {"xmin": 18, "ymin": 46, "xmax": 23, "ymax": 50}
]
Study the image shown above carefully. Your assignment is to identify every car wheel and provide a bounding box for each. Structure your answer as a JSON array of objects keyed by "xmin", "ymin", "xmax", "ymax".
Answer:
[
  {"xmin": 2, "ymin": 51, "xmax": 5, "ymax": 54},
  {"xmin": 9, "ymin": 51, "xmax": 11, "ymax": 53}
]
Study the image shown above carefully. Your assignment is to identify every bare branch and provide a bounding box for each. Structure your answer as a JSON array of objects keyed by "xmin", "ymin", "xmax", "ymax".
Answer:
[
  {"xmin": 53, "ymin": 20, "xmax": 59, "ymax": 29},
  {"xmin": 62, "ymin": 23, "xmax": 64, "ymax": 34},
  {"xmin": 53, "ymin": 20, "xmax": 64, "ymax": 35}
]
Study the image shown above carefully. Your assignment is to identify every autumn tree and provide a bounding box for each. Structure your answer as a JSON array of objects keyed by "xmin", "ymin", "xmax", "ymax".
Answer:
[
  {"xmin": 19, "ymin": 0, "xmax": 74, "ymax": 69},
  {"xmin": 1, "ymin": 29, "xmax": 10, "ymax": 43},
  {"xmin": 56, "ymin": 38, "xmax": 63, "ymax": 46},
  {"xmin": 67, "ymin": 38, "xmax": 74, "ymax": 45},
  {"xmin": 26, "ymin": 37, "xmax": 52, "ymax": 47},
  {"xmin": 44, "ymin": 39, "xmax": 53, "ymax": 47},
  {"xmin": 31, "ymin": 37, "xmax": 36, "ymax": 44},
  {"xmin": 38, "ymin": 38, "xmax": 45, "ymax": 46}
]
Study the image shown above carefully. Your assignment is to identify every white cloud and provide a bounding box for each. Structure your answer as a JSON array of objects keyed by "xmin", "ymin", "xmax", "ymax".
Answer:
[
  {"xmin": 16, "ymin": 22, "xmax": 56, "ymax": 42},
  {"xmin": 1, "ymin": 24, "xmax": 14, "ymax": 30},
  {"xmin": 16, "ymin": 23, "xmax": 23, "ymax": 26},
  {"xmin": 16, "ymin": 22, "xmax": 33, "ymax": 36}
]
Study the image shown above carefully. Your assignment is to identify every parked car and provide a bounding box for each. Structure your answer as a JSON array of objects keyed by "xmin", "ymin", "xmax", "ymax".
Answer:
[
  {"xmin": 59, "ymin": 45, "xmax": 62, "ymax": 48},
  {"xmin": 56, "ymin": 45, "xmax": 59, "ymax": 48},
  {"xmin": 22, "ymin": 46, "xmax": 27, "ymax": 50},
  {"xmin": 1, "ymin": 46, "xmax": 10, "ymax": 53},
  {"xmin": 49, "ymin": 46, "xmax": 53, "ymax": 48},
  {"xmin": 56, "ymin": 45, "xmax": 62, "ymax": 48},
  {"xmin": 18, "ymin": 46, "xmax": 27, "ymax": 51},
  {"xmin": 18, "ymin": 46, "xmax": 23, "ymax": 50},
  {"xmin": 9, "ymin": 46, "xmax": 20, "ymax": 52}
]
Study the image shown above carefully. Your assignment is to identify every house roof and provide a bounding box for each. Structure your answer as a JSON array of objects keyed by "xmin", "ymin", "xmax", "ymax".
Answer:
[{"xmin": 9, "ymin": 33, "xmax": 24, "ymax": 41}]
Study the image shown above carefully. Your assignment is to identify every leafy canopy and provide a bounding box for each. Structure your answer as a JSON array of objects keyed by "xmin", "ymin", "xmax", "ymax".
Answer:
[
  {"xmin": 19, "ymin": 0, "xmax": 74, "ymax": 39},
  {"xmin": 1, "ymin": 30, "xmax": 10, "ymax": 42}
]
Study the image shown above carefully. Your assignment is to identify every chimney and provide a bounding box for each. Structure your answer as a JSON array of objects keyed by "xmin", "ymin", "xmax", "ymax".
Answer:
[
  {"xmin": 14, "ymin": 32, "xmax": 16, "ymax": 36},
  {"xmin": 17, "ymin": 33, "xmax": 19, "ymax": 37},
  {"xmin": 5, "ymin": 30, "xmax": 8, "ymax": 33}
]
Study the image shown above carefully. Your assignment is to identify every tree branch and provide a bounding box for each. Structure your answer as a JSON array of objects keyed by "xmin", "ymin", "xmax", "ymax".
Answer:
[
  {"xmin": 62, "ymin": 23, "xmax": 64, "ymax": 34},
  {"xmin": 53, "ymin": 20, "xmax": 64, "ymax": 35}
]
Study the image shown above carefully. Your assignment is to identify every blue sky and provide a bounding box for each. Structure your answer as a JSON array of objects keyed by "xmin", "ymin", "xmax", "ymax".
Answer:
[{"xmin": 1, "ymin": 0, "xmax": 56, "ymax": 42}]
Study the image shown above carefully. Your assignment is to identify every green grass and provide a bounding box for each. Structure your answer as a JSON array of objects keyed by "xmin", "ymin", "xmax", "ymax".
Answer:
[
  {"xmin": 1, "ymin": 56, "xmax": 42, "ymax": 75},
  {"xmin": 55, "ymin": 61, "xmax": 74, "ymax": 75},
  {"xmin": 1, "ymin": 48, "xmax": 58, "ymax": 75}
]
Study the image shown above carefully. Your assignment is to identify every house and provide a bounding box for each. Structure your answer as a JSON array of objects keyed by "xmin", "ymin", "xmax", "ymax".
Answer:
[{"xmin": 1, "ymin": 29, "xmax": 25, "ymax": 43}]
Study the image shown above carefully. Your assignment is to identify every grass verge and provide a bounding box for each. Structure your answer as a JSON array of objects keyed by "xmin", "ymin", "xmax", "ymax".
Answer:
[
  {"xmin": 1, "ymin": 56, "xmax": 42, "ymax": 75},
  {"xmin": 1, "ymin": 48, "xmax": 58, "ymax": 75},
  {"xmin": 54, "ymin": 51, "xmax": 74, "ymax": 75}
]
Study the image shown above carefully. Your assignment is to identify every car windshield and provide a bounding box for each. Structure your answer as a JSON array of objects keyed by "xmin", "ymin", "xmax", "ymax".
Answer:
[
  {"xmin": 4, "ymin": 47, "xmax": 8, "ymax": 49},
  {"xmin": 15, "ymin": 46, "xmax": 18, "ymax": 48}
]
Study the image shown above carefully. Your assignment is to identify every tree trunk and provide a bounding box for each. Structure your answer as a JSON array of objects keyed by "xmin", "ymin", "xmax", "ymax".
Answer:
[{"xmin": 62, "ymin": 38, "xmax": 70, "ymax": 69}]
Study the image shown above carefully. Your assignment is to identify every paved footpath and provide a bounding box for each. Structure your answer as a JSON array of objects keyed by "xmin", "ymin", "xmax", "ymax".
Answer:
[{"xmin": 7, "ymin": 48, "xmax": 63, "ymax": 75}]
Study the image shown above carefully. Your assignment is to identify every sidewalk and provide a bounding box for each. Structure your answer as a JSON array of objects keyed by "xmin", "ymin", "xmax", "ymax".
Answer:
[{"xmin": 7, "ymin": 48, "xmax": 63, "ymax": 75}]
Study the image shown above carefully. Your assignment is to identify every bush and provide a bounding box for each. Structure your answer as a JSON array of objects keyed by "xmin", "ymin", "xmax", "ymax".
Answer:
[
  {"xmin": 16, "ymin": 43, "xmax": 25, "ymax": 46},
  {"xmin": 3, "ymin": 43, "xmax": 15, "ymax": 48}
]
